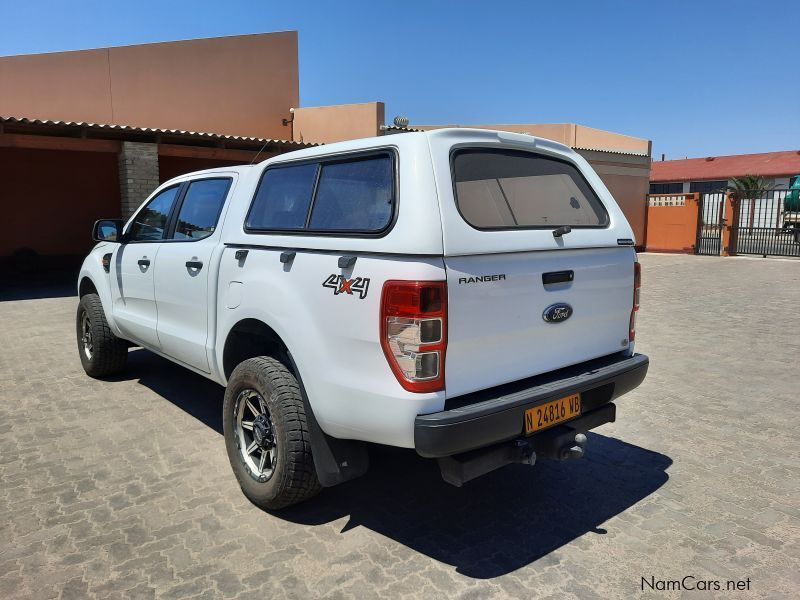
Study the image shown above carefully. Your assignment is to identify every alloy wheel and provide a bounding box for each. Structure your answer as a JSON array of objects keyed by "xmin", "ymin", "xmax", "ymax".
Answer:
[
  {"xmin": 234, "ymin": 388, "xmax": 278, "ymax": 482},
  {"xmin": 80, "ymin": 312, "xmax": 93, "ymax": 360}
]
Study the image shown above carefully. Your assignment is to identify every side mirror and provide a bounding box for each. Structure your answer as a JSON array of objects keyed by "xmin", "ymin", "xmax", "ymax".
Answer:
[{"xmin": 92, "ymin": 219, "xmax": 124, "ymax": 242}]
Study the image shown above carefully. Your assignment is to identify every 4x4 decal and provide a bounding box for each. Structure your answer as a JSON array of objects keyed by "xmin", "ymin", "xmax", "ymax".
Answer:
[{"xmin": 322, "ymin": 274, "xmax": 370, "ymax": 299}]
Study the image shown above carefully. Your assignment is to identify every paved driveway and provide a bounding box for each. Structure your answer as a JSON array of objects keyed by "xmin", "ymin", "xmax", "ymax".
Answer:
[{"xmin": 1, "ymin": 254, "xmax": 798, "ymax": 599}]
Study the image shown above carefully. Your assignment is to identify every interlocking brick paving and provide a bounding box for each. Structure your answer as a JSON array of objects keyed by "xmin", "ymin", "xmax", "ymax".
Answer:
[{"xmin": 1, "ymin": 253, "xmax": 798, "ymax": 598}]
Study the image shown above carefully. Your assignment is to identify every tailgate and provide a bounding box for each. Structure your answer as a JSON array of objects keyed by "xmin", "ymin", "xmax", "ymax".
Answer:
[
  {"xmin": 425, "ymin": 132, "xmax": 639, "ymax": 398},
  {"xmin": 444, "ymin": 247, "xmax": 635, "ymax": 397}
]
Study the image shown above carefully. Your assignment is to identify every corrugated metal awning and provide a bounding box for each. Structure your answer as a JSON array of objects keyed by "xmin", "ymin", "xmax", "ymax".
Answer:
[{"xmin": 0, "ymin": 115, "xmax": 316, "ymax": 150}]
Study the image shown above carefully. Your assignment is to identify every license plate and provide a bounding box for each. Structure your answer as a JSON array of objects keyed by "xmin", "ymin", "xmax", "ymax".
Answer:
[{"xmin": 524, "ymin": 393, "xmax": 581, "ymax": 434}]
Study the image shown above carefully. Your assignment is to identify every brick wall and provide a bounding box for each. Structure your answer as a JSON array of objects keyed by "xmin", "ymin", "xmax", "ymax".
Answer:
[{"xmin": 118, "ymin": 141, "xmax": 159, "ymax": 217}]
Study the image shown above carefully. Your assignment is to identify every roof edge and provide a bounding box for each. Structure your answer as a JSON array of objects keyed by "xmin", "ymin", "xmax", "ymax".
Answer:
[
  {"xmin": 0, "ymin": 115, "xmax": 316, "ymax": 148},
  {"xmin": 0, "ymin": 31, "xmax": 298, "ymax": 59}
]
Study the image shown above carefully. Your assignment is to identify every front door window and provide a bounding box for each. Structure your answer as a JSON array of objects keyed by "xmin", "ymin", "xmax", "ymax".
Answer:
[{"xmin": 127, "ymin": 186, "xmax": 180, "ymax": 241}]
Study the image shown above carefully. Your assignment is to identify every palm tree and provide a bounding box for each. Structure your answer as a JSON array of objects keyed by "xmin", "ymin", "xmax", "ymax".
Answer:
[
  {"xmin": 726, "ymin": 175, "xmax": 771, "ymax": 199},
  {"xmin": 726, "ymin": 175, "xmax": 773, "ymax": 233}
]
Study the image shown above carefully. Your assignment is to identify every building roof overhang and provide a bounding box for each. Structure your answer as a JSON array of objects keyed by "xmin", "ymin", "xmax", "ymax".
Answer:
[
  {"xmin": 651, "ymin": 150, "xmax": 800, "ymax": 182},
  {"xmin": 0, "ymin": 115, "xmax": 316, "ymax": 153}
]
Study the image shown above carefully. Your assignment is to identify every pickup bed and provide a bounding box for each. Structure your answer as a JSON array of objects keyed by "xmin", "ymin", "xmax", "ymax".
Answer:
[{"xmin": 77, "ymin": 128, "xmax": 648, "ymax": 509}]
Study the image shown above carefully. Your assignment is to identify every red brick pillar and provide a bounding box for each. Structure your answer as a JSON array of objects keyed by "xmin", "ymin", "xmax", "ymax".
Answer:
[{"xmin": 118, "ymin": 141, "xmax": 160, "ymax": 218}]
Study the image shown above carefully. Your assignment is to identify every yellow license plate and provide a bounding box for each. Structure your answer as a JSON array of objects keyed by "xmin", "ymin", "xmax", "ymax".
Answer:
[{"xmin": 524, "ymin": 393, "xmax": 581, "ymax": 434}]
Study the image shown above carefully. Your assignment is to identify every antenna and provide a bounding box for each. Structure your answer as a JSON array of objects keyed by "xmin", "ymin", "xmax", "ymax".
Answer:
[{"xmin": 250, "ymin": 138, "xmax": 271, "ymax": 165}]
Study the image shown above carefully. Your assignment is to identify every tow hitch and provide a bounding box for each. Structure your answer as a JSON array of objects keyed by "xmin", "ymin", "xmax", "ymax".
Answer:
[
  {"xmin": 560, "ymin": 433, "xmax": 587, "ymax": 460},
  {"xmin": 534, "ymin": 431, "xmax": 588, "ymax": 461},
  {"xmin": 433, "ymin": 403, "xmax": 618, "ymax": 486}
]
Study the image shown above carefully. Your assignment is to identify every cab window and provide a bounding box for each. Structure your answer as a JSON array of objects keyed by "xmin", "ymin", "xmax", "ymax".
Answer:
[
  {"xmin": 128, "ymin": 186, "xmax": 181, "ymax": 242},
  {"xmin": 172, "ymin": 178, "xmax": 231, "ymax": 240}
]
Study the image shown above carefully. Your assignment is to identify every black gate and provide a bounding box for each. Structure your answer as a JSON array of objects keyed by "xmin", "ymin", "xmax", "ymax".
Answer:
[
  {"xmin": 732, "ymin": 190, "xmax": 800, "ymax": 258},
  {"xmin": 696, "ymin": 192, "xmax": 725, "ymax": 255}
]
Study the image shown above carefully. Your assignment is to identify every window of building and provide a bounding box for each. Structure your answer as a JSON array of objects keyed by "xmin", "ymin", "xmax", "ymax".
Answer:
[
  {"xmin": 689, "ymin": 180, "xmax": 728, "ymax": 194},
  {"xmin": 451, "ymin": 148, "xmax": 608, "ymax": 229},
  {"xmin": 173, "ymin": 178, "xmax": 231, "ymax": 240},
  {"xmin": 649, "ymin": 182, "xmax": 683, "ymax": 194}
]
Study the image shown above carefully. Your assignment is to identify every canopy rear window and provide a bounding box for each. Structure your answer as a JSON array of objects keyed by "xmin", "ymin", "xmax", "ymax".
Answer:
[{"xmin": 452, "ymin": 148, "xmax": 609, "ymax": 230}]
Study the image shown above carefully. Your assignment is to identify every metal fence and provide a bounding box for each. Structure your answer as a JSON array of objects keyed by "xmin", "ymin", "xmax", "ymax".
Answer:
[
  {"xmin": 697, "ymin": 192, "xmax": 725, "ymax": 255},
  {"xmin": 732, "ymin": 190, "xmax": 799, "ymax": 257}
]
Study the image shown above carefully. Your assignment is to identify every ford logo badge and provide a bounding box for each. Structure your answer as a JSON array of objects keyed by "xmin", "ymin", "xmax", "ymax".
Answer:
[{"xmin": 543, "ymin": 303, "xmax": 573, "ymax": 323}]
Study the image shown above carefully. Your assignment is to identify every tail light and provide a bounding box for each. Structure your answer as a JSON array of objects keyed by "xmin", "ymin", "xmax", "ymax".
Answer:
[
  {"xmin": 380, "ymin": 281, "xmax": 447, "ymax": 393},
  {"xmin": 629, "ymin": 261, "xmax": 641, "ymax": 342}
]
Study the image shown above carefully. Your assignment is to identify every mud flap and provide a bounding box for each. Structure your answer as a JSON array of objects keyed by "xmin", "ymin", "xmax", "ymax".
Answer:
[{"xmin": 287, "ymin": 352, "xmax": 369, "ymax": 487}]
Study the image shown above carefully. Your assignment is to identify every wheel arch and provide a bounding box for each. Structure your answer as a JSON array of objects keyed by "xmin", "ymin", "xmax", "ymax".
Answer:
[
  {"xmin": 222, "ymin": 318, "xmax": 294, "ymax": 381},
  {"xmin": 77, "ymin": 251, "xmax": 121, "ymax": 337},
  {"xmin": 78, "ymin": 276, "xmax": 98, "ymax": 298},
  {"xmin": 220, "ymin": 317, "xmax": 369, "ymax": 488}
]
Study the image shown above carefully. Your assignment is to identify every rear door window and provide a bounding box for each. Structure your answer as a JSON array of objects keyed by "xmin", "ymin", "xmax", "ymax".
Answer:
[{"xmin": 452, "ymin": 149, "xmax": 608, "ymax": 229}]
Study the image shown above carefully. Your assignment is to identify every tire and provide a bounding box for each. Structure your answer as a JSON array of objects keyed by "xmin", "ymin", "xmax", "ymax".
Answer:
[
  {"xmin": 223, "ymin": 357, "xmax": 321, "ymax": 510},
  {"xmin": 76, "ymin": 293, "xmax": 128, "ymax": 378}
]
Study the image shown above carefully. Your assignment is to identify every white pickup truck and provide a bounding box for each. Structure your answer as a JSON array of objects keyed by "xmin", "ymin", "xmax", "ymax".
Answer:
[{"xmin": 77, "ymin": 128, "xmax": 648, "ymax": 509}]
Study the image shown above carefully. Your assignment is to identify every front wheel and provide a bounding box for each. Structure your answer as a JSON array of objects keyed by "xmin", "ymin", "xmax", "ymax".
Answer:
[
  {"xmin": 76, "ymin": 293, "xmax": 128, "ymax": 378},
  {"xmin": 223, "ymin": 357, "xmax": 321, "ymax": 510}
]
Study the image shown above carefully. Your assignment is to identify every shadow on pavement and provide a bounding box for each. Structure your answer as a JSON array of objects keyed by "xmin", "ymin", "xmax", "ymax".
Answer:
[
  {"xmin": 122, "ymin": 348, "xmax": 672, "ymax": 579},
  {"xmin": 0, "ymin": 269, "xmax": 79, "ymax": 301},
  {"xmin": 123, "ymin": 349, "xmax": 225, "ymax": 434}
]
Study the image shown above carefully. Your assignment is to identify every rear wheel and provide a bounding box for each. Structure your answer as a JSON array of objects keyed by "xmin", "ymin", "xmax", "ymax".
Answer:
[
  {"xmin": 223, "ymin": 357, "xmax": 321, "ymax": 510},
  {"xmin": 76, "ymin": 293, "xmax": 128, "ymax": 377}
]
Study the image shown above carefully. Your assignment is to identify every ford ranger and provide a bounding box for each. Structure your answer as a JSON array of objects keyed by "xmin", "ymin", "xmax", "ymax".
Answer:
[{"xmin": 76, "ymin": 128, "xmax": 648, "ymax": 509}]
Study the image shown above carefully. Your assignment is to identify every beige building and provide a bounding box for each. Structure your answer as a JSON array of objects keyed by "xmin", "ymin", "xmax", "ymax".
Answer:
[
  {"xmin": 0, "ymin": 31, "xmax": 300, "ymax": 140},
  {"xmin": 0, "ymin": 32, "xmax": 651, "ymax": 273},
  {"xmin": 385, "ymin": 122, "xmax": 651, "ymax": 244}
]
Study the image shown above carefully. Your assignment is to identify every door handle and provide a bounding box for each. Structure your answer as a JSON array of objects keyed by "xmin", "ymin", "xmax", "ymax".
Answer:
[
  {"xmin": 137, "ymin": 258, "xmax": 150, "ymax": 268},
  {"xmin": 542, "ymin": 270, "xmax": 574, "ymax": 285},
  {"xmin": 185, "ymin": 260, "xmax": 204, "ymax": 270}
]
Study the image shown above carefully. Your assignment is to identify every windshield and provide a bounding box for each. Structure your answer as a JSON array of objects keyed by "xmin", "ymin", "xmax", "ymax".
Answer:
[{"xmin": 451, "ymin": 148, "xmax": 609, "ymax": 230}]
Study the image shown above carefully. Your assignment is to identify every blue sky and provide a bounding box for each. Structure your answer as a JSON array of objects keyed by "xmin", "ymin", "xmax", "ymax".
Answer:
[{"xmin": 1, "ymin": 0, "xmax": 797, "ymax": 159}]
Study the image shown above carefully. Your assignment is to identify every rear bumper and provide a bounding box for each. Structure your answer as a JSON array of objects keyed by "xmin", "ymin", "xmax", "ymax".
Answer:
[{"xmin": 414, "ymin": 352, "xmax": 649, "ymax": 458}]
